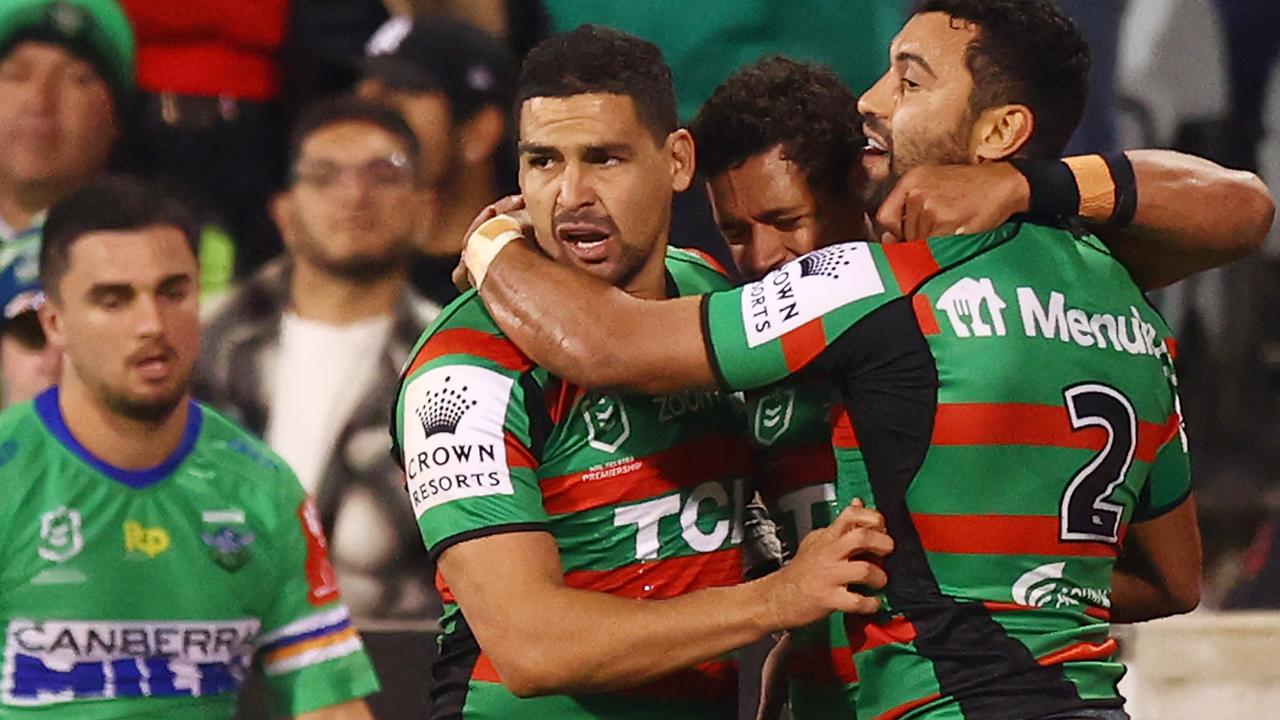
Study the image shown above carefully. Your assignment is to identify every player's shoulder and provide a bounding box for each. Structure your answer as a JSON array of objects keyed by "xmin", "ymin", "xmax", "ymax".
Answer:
[
  {"xmin": 665, "ymin": 246, "xmax": 733, "ymax": 293},
  {"xmin": 401, "ymin": 290, "xmax": 533, "ymax": 383},
  {"xmin": 195, "ymin": 403, "xmax": 296, "ymax": 482},
  {"xmin": 0, "ymin": 399, "xmax": 53, "ymax": 476}
]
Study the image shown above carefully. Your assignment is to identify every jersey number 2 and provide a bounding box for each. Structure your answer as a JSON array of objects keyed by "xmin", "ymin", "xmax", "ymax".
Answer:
[{"xmin": 1060, "ymin": 383, "xmax": 1137, "ymax": 544}]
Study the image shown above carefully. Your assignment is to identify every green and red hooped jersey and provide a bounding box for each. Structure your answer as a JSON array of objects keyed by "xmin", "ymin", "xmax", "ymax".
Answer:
[
  {"xmin": 746, "ymin": 380, "xmax": 858, "ymax": 718},
  {"xmin": 0, "ymin": 390, "xmax": 380, "ymax": 719},
  {"xmin": 704, "ymin": 223, "xmax": 1189, "ymax": 720},
  {"xmin": 394, "ymin": 248, "xmax": 750, "ymax": 720}
]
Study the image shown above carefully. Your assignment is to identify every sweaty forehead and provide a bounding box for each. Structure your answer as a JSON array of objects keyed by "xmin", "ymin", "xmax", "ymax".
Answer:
[
  {"xmin": 893, "ymin": 12, "xmax": 980, "ymax": 73},
  {"xmin": 519, "ymin": 93, "xmax": 647, "ymax": 147}
]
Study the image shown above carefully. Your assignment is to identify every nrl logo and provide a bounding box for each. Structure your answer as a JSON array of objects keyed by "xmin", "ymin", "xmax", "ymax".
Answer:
[
  {"xmin": 752, "ymin": 388, "xmax": 795, "ymax": 446},
  {"xmin": 583, "ymin": 393, "xmax": 631, "ymax": 453},
  {"xmin": 416, "ymin": 375, "xmax": 478, "ymax": 439},
  {"xmin": 38, "ymin": 507, "xmax": 84, "ymax": 563}
]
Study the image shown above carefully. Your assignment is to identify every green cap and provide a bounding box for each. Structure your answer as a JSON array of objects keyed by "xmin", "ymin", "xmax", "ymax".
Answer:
[{"xmin": 0, "ymin": 0, "xmax": 136, "ymax": 103}]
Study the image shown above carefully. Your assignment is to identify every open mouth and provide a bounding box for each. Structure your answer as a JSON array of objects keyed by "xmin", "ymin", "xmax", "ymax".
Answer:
[
  {"xmin": 132, "ymin": 350, "xmax": 175, "ymax": 381},
  {"xmin": 862, "ymin": 133, "xmax": 890, "ymax": 158},
  {"xmin": 556, "ymin": 224, "xmax": 612, "ymax": 261}
]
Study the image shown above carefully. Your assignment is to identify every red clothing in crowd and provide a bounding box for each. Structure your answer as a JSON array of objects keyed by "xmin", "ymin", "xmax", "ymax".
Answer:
[{"xmin": 118, "ymin": 0, "xmax": 289, "ymax": 101}]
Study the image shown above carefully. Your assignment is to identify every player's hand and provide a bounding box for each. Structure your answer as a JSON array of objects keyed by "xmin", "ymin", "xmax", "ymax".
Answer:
[
  {"xmin": 875, "ymin": 163, "xmax": 1030, "ymax": 243},
  {"xmin": 761, "ymin": 499, "xmax": 892, "ymax": 631},
  {"xmin": 455, "ymin": 195, "xmax": 535, "ymax": 290}
]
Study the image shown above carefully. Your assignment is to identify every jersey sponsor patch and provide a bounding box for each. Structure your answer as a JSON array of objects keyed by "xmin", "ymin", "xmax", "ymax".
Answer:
[
  {"xmin": 741, "ymin": 244, "xmax": 884, "ymax": 348},
  {"xmin": 298, "ymin": 498, "xmax": 341, "ymax": 606},
  {"xmin": 402, "ymin": 365, "xmax": 515, "ymax": 517},
  {"xmin": 1, "ymin": 617, "xmax": 259, "ymax": 706}
]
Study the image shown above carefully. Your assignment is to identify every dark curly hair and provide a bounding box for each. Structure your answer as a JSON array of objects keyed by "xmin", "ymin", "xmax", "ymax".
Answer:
[
  {"xmin": 690, "ymin": 56, "xmax": 862, "ymax": 201},
  {"xmin": 915, "ymin": 0, "xmax": 1090, "ymax": 157},
  {"xmin": 517, "ymin": 24, "xmax": 677, "ymax": 143}
]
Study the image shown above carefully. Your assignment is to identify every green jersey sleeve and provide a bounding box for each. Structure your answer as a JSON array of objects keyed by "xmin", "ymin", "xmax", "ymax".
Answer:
[
  {"xmin": 256, "ymin": 471, "xmax": 380, "ymax": 717},
  {"xmin": 701, "ymin": 242, "xmax": 904, "ymax": 391},
  {"xmin": 396, "ymin": 303, "xmax": 549, "ymax": 559}
]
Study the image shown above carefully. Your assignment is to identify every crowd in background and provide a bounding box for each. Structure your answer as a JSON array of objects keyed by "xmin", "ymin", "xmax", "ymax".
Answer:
[{"xmin": 1, "ymin": 0, "xmax": 1279, "ymax": 716}]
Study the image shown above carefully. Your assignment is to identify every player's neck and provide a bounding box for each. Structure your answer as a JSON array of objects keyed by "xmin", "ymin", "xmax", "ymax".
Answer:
[
  {"xmin": 288, "ymin": 260, "xmax": 404, "ymax": 325},
  {"xmin": 619, "ymin": 240, "xmax": 671, "ymax": 301},
  {"xmin": 57, "ymin": 376, "xmax": 192, "ymax": 471}
]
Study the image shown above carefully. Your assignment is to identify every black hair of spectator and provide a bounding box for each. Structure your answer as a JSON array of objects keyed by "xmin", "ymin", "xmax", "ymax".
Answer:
[
  {"xmin": 915, "ymin": 0, "xmax": 1090, "ymax": 158},
  {"xmin": 516, "ymin": 24, "xmax": 677, "ymax": 143},
  {"xmin": 286, "ymin": 94, "xmax": 422, "ymax": 180},
  {"xmin": 691, "ymin": 56, "xmax": 862, "ymax": 202},
  {"xmin": 40, "ymin": 174, "xmax": 201, "ymax": 302}
]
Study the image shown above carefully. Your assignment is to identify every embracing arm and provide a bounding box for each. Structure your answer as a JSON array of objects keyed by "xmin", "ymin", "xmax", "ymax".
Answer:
[
  {"xmin": 294, "ymin": 700, "xmax": 375, "ymax": 720},
  {"xmin": 477, "ymin": 239, "xmax": 716, "ymax": 394},
  {"xmin": 1109, "ymin": 494, "xmax": 1202, "ymax": 623},
  {"xmin": 439, "ymin": 506, "xmax": 890, "ymax": 697}
]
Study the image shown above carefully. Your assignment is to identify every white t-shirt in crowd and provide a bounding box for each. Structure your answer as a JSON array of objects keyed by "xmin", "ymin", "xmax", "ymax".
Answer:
[{"xmin": 266, "ymin": 312, "xmax": 393, "ymax": 494}]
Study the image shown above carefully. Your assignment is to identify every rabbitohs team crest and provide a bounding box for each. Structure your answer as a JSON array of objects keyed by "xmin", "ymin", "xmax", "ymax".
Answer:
[
  {"xmin": 752, "ymin": 387, "xmax": 795, "ymax": 446},
  {"xmin": 582, "ymin": 393, "xmax": 631, "ymax": 452},
  {"xmin": 201, "ymin": 509, "xmax": 255, "ymax": 572}
]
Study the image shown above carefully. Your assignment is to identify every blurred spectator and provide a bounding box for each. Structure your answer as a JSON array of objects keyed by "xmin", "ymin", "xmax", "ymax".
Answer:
[
  {"xmin": 359, "ymin": 15, "xmax": 516, "ymax": 306},
  {"xmin": 1213, "ymin": 0, "xmax": 1280, "ymax": 172},
  {"xmin": 195, "ymin": 95, "xmax": 440, "ymax": 627},
  {"xmin": 117, "ymin": 0, "xmax": 289, "ymax": 281},
  {"xmin": 0, "ymin": 0, "xmax": 135, "ymax": 406}
]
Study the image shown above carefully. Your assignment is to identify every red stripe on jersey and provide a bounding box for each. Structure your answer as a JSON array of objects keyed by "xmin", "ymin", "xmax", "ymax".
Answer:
[
  {"xmin": 932, "ymin": 403, "xmax": 1175, "ymax": 464},
  {"xmin": 883, "ymin": 241, "xmax": 941, "ymax": 293},
  {"xmin": 618, "ymin": 659, "xmax": 738, "ymax": 702},
  {"xmin": 845, "ymin": 614, "xmax": 918, "ymax": 653},
  {"xmin": 472, "ymin": 651, "xmax": 501, "ymax": 682},
  {"xmin": 781, "ymin": 317, "xmax": 828, "ymax": 372},
  {"xmin": 759, "ymin": 444, "xmax": 836, "ymax": 501},
  {"xmin": 564, "ymin": 547, "xmax": 743, "ymax": 598},
  {"xmin": 913, "ymin": 293, "xmax": 941, "ymax": 335},
  {"xmin": 436, "ymin": 570, "xmax": 456, "ymax": 604},
  {"xmin": 406, "ymin": 328, "xmax": 532, "ymax": 377},
  {"xmin": 505, "ymin": 433, "xmax": 536, "ymax": 469},
  {"xmin": 1037, "ymin": 638, "xmax": 1118, "ymax": 666},
  {"xmin": 544, "ymin": 380, "xmax": 584, "ymax": 426},
  {"xmin": 540, "ymin": 434, "xmax": 752, "ymax": 515},
  {"xmin": 676, "ymin": 247, "xmax": 731, "ymax": 278},
  {"xmin": 830, "ymin": 404, "xmax": 860, "ymax": 449},
  {"xmin": 875, "ymin": 692, "xmax": 942, "ymax": 720},
  {"xmin": 1165, "ymin": 337, "xmax": 1178, "ymax": 360},
  {"xmin": 912, "ymin": 513, "xmax": 1120, "ymax": 557},
  {"xmin": 982, "ymin": 600, "xmax": 1111, "ymax": 621},
  {"xmin": 787, "ymin": 646, "xmax": 858, "ymax": 684}
]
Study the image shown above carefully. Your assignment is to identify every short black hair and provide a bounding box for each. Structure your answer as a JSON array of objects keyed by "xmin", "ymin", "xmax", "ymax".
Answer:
[
  {"xmin": 691, "ymin": 56, "xmax": 862, "ymax": 200},
  {"xmin": 915, "ymin": 0, "xmax": 1090, "ymax": 157},
  {"xmin": 40, "ymin": 174, "xmax": 200, "ymax": 301},
  {"xmin": 516, "ymin": 24, "xmax": 677, "ymax": 143},
  {"xmin": 287, "ymin": 94, "xmax": 422, "ymax": 178}
]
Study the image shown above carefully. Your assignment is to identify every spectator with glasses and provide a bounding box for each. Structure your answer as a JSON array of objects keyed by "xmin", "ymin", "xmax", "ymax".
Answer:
[{"xmin": 196, "ymin": 96, "xmax": 441, "ymax": 645}]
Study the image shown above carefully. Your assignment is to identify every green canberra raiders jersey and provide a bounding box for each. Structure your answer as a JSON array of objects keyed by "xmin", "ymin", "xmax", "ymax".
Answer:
[
  {"xmin": 747, "ymin": 381, "xmax": 856, "ymax": 719},
  {"xmin": 0, "ymin": 389, "xmax": 379, "ymax": 719},
  {"xmin": 394, "ymin": 248, "xmax": 748, "ymax": 720},
  {"xmin": 704, "ymin": 223, "xmax": 1190, "ymax": 719}
]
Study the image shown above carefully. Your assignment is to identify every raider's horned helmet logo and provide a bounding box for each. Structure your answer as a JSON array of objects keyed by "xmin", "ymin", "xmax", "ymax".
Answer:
[
  {"xmin": 416, "ymin": 375, "xmax": 478, "ymax": 438},
  {"xmin": 798, "ymin": 246, "xmax": 854, "ymax": 280}
]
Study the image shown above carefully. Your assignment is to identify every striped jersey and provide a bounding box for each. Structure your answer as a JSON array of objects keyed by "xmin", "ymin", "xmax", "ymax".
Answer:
[
  {"xmin": 702, "ymin": 223, "xmax": 1189, "ymax": 719},
  {"xmin": 394, "ymin": 248, "xmax": 749, "ymax": 719},
  {"xmin": 746, "ymin": 381, "xmax": 857, "ymax": 718},
  {"xmin": 0, "ymin": 388, "xmax": 379, "ymax": 719}
]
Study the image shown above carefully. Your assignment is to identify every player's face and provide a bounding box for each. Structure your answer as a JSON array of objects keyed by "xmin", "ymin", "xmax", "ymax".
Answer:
[
  {"xmin": 42, "ymin": 226, "xmax": 200, "ymax": 422},
  {"xmin": 280, "ymin": 120, "xmax": 419, "ymax": 281},
  {"xmin": 707, "ymin": 145, "xmax": 862, "ymax": 281},
  {"xmin": 0, "ymin": 41, "xmax": 117, "ymax": 193},
  {"xmin": 857, "ymin": 12, "xmax": 979, "ymax": 214},
  {"xmin": 518, "ymin": 93, "xmax": 694, "ymax": 291}
]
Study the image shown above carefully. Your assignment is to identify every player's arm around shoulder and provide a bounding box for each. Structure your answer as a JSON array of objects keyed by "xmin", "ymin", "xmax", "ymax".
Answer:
[
  {"xmin": 292, "ymin": 698, "xmax": 374, "ymax": 720},
  {"xmin": 437, "ymin": 501, "xmax": 892, "ymax": 698}
]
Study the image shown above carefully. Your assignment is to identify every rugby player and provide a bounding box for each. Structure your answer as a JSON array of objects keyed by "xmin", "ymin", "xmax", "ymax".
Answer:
[
  {"xmin": 0, "ymin": 175, "xmax": 379, "ymax": 718},
  {"xmin": 456, "ymin": 2, "xmax": 1275, "ymax": 717},
  {"xmin": 391, "ymin": 25, "xmax": 891, "ymax": 720}
]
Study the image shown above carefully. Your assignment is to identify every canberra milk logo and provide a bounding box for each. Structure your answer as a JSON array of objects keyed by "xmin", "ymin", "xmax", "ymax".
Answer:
[
  {"xmin": 742, "ymin": 243, "xmax": 884, "ymax": 348},
  {"xmin": 416, "ymin": 374, "xmax": 479, "ymax": 439},
  {"xmin": 583, "ymin": 393, "xmax": 631, "ymax": 453},
  {"xmin": 402, "ymin": 365, "xmax": 515, "ymax": 518},
  {"xmin": 937, "ymin": 277, "xmax": 1007, "ymax": 337},
  {"xmin": 1012, "ymin": 562, "xmax": 1110, "ymax": 610}
]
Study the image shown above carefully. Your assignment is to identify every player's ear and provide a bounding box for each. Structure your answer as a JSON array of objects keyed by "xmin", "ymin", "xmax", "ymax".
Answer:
[
  {"xmin": 666, "ymin": 128, "xmax": 695, "ymax": 193},
  {"xmin": 37, "ymin": 298, "xmax": 65, "ymax": 352},
  {"xmin": 970, "ymin": 103, "xmax": 1034, "ymax": 162}
]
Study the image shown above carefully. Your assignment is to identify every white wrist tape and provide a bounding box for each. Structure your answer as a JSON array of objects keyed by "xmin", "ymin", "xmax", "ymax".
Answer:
[{"xmin": 463, "ymin": 215, "xmax": 523, "ymax": 290}]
